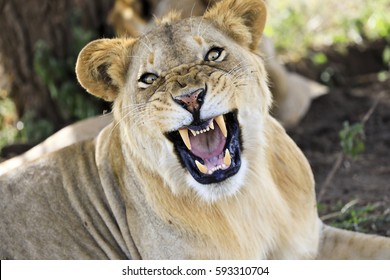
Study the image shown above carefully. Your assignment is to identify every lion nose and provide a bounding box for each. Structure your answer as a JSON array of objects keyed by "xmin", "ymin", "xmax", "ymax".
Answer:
[{"xmin": 173, "ymin": 87, "xmax": 206, "ymax": 114}]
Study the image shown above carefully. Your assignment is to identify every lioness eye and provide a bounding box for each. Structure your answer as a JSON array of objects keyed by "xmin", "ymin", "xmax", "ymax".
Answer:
[
  {"xmin": 205, "ymin": 47, "xmax": 225, "ymax": 62},
  {"xmin": 139, "ymin": 73, "xmax": 158, "ymax": 85}
]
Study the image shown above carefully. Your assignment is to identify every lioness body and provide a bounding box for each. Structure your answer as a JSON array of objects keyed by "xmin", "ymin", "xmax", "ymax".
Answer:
[
  {"xmin": 0, "ymin": 0, "xmax": 389, "ymax": 259},
  {"xmin": 0, "ymin": 118, "xmax": 319, "ymax": 259}
]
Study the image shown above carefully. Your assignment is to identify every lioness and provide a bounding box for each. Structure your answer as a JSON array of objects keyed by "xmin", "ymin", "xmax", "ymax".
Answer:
[{"xmin": 0, "ymin": 0, "xmax": 389, "ymax": 259}]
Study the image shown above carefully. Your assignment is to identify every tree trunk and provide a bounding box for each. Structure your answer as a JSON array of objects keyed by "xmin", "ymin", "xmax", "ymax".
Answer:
[{"xmin": 0, "ymin": 0, "xmax": 114, "ymax": 129}]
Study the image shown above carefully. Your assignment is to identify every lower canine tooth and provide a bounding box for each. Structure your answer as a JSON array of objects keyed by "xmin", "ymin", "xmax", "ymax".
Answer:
[
  {"xmin": 195, "ymin": 160, "xmax": 208, "ymax": 174},
  {"xmin": 215, "ymin": 115, "xmax": 227, "ymax": 137},
  {"xmin": 223, "ymin": 149, "xmax": 232, "ymax": 167},
  {"xmin": 179, "ymin": 128, "xmax": 191, "ymax": 150}
]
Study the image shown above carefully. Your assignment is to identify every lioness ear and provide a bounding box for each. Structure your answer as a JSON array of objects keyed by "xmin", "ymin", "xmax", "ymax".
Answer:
[
  {"xmin": 204, "ymin": 0, "xmax": 267, "ymax": 51},
  {"xmin": 76, "ymin": 38, "xmax": 136, "ymax": 101}
]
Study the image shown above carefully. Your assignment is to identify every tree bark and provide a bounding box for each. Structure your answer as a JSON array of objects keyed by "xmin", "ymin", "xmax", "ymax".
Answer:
[{"xmin": 0, "ymin": 0, "xmax": 114, "ymax": 129}]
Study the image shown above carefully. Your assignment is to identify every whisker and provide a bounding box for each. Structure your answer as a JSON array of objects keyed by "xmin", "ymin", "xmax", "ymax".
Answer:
[
  {"xmin": 262, "ymin": 55, "xmax": 275, "ymax": 63},
  {"xmin": 140, "ymin": 39, "xmax": 152, "ymax": 52},
  {"xmin": 221, "ymin": 63, "xmax": 246, "ymax": 78},
  {"xmin": 121, "ymin": 101, "xmax": 151, "ymax": 110},
  {"xmin": 109, "ymin": 108, "xmax": 134, "ymax": 137},
  {"xmin": 232, "ymin": 70, "xmax": 255, "ymax": 80},
  {"xmin": 144, "ymin": 34, "xmax": 152, "ymax": 46},
  {"xmin": 197, "ymin": 16, "xmax": 204, "ymax": 37},
  {"xmin": 112, "ymin": 101, "xmax": 156, "ymax": 132},
  {"xmin": 120, "ymin": 96, "xmax": 159, "ymax": 112},
  {"xmin": 227, "ymin": 66, "xmax": 244, "ymax": 77},
  {"xmin": 120, "ymin": 107, "xmax": 148, "ymax": 117},
  {"xmin": 205, "ymin": 0, "xmax": 212, "ymax": 12},
  {"xmin": 199, "ymin": 22, "xmax": 215, "ymax": 37},
  {"xmin": 197, "ymin": 1, "xmax": 216, "ymax": 37},
  {"xmin": 190, "ymin": 3, "xmax": 197, "ymax": 34}
]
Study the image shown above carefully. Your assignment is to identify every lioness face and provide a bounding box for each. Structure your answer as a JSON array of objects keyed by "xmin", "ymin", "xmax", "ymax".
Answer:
[
  {"xmin": 76, "ymin": 0, "xmax": 270, "ymax": 202},
  {"xmin": 121, "ymin": 20, "xmax": 270, "ymax": 201}
]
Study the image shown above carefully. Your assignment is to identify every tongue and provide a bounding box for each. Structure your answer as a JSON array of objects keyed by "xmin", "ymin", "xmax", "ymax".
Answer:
[{"xmin": 190, "ymin": 126, "xmax": 226, "ymax": 160}]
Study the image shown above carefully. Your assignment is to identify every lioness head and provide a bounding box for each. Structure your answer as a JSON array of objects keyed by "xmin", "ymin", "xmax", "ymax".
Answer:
[{"xmin": 76, "ymin": 0, "xmax": 270, "ymax": 202}]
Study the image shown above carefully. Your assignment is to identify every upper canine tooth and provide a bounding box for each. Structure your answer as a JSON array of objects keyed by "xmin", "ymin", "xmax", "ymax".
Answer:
[
  {"xmin": 223, "ymin": 149, "xmax": 231, "ymax": 167},
  {"xmin": 215, "ymin": 115, "xmax": 227, "ymax": 137},
  {"xmin": 195, "ymin": 160, "xmax": 208, "ymax": 174},
  {"xmin": 179, "ymin": 128, "xmax": 191, "ymax": 150}
]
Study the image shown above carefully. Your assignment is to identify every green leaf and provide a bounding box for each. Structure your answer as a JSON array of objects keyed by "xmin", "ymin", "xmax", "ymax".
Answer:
[
  {"xmin": 339, "ymin": 121, "xmax": 365, "ymax": 159},
  {"xmin": 383, "ymin": 46, "xmax": 390, "ymax": 64},
  {"xmin": 311, "ymin": 52, "xmax": 328, "ymax": 65}
]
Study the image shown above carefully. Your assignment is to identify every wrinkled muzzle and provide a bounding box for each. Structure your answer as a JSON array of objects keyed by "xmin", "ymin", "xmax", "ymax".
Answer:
[
  {"xmin": 164, "ymin": 67, "xmax": 242, "ymax": 184},
  {"xmin": 167, "ymin": 111, "xmax": 242, "ymax": 184}
]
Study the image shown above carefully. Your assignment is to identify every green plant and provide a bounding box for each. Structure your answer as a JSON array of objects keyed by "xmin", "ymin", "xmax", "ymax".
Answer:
[
  {"xmin": 331, "ymin": 202, "xmax": 378, "ymax": 233},
  {"xmin": 266, "ymin": 0, "xmax": 390, "ymax": 61},
  {"xmin": 311, "ymin": 52, "xmax": 328, "ymax": 66},
  {"xmin": 33, "ymin": 19, "xmax": 100, "ymax": 122},
  {"xmin": 383, "ymin": 45, "xmax": 390, "ymax": 65},
  {"xmin": 339, "ymin": 121, "xmax": 365, "ymax": 159},
  {"xmin": 25, "ymin": 11, "xmax": 105, "ymax": 144},
  {"xmin": 16, "ymin": 112, "xmax": 54, "ymax": 144},
  {"xmin": 1, "ymin": 10, "xmax": 109, "ymax": 151},
  {"xmin": 319, "ymin": 200, "xmax": 390, "ymax": 236}
]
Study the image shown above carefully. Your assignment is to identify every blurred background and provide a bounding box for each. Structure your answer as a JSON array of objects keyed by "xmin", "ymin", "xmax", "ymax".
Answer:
[{"xmin": 0, "ymin": 0, "xmax": 389, "ymax": 235}]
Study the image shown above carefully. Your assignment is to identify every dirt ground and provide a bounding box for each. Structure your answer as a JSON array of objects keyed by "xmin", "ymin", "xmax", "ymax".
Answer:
[{"xmin": 286, "ymin": 41, "xmax": 390, "ymax": 236}]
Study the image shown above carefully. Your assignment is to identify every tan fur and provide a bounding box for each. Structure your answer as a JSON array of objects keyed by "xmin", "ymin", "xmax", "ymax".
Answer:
[
  {"xmin": 108, "ymin": 0, "xmax": 328, "ymax": 128},
  {"xmin": 107, "ymin": 0, "xmax": 146, "ymax": 37},
  {"xmin": 0, "ymin": 0, "xmax": 388, "ymax": 260},
  {"xmin": 76, "ymin": 38, "xmax": 136, "ymax": 101},
  {"xmin": 204, "ymin": 0, "xmax": 266, "ymax": 51},
  {"xmin": 132, "ymin": 116, "xmax": 319, "ymax": 259},
  {"xmin": 77, "ymin": 0, "xmax": 389, "ymax": 259},
  {"xmin": 317, "ymin": 225, "xmax": 390, "ymax": 259},
  {"xmin": 155, "ymin": 10, "xmax": 183, "ymax": 25}
]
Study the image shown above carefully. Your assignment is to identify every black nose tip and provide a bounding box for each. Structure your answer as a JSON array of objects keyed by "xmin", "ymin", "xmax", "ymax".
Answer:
[{"xmin": 173, "ymin": 87, "xmax": 206, "ymax": 114}]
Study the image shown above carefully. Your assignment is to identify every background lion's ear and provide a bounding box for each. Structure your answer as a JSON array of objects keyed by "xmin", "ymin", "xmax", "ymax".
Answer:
[
  {"xmin": 204, "ymin": 0, "xmax": 267, "ymax": 51},
  {"xmin": 76, "ymin": 38, "xmax": 136, "ymax": 101}
]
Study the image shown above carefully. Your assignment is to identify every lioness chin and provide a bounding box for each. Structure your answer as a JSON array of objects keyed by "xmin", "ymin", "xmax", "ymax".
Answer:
[{"xmin": 0, "ymin": 0, "xmax": 389, "ymax": 259}]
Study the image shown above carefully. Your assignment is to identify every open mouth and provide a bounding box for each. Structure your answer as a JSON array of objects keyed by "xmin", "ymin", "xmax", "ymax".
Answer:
[{"xmin": 166, "ymin": 112, "xmax": 241, "ymax": 184}]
